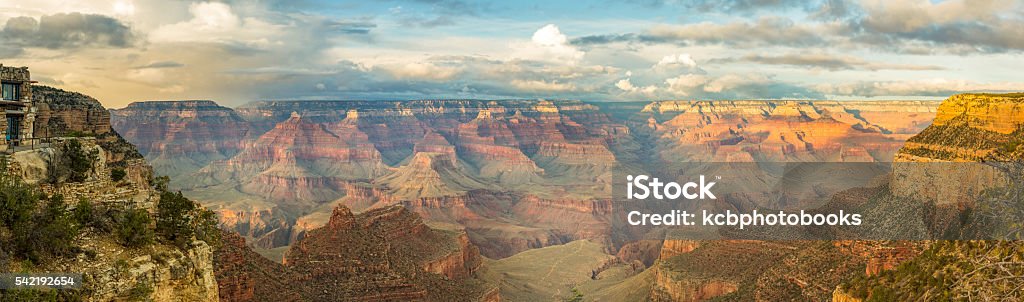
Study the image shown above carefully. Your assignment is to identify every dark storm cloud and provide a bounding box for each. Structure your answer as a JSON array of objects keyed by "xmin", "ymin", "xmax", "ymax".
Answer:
[{"xmin": 1, "ymin": 13, "xmax": 135, "ymax": 50}]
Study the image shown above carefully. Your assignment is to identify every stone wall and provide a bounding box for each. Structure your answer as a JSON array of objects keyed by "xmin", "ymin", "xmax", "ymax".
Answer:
[
  {"xmin": 5, "ymin": 138, "xmax": 157, "ymax": 210},
  {"xmin": 1, "ymin": 64, "xmax": 36, "ymax": 150}
]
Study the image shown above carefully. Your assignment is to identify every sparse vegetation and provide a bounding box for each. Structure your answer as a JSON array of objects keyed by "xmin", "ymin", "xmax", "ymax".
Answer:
[
  {"xmin": 565, "ymin": 288, "xmax": 584, "ymax": 302},
  {"xmin": 47, "ymin": 139, "xmax": 99, "ymax": 183},
  {"xmin": 126, "ymin": 281, "xmax": 154, "ymax": 302},
  {"xmin": 0, "ymin": 288, "xmax": 83, "ymax": 301},
  {"xmin": 115, "ymin": 208, "xmax": 155, "ymax": 248},
  {"xmin": 73, "ymin": 198, "xmax": 95, "ymax": 228},
  {"xmin": 156, "ymin": 190, "xmax": 221, "ymax": 249},
  {"xmin": 66, "ymin": 131, "xmax": 95, "ymax": 138},
  {"xmin": 841, "ymin": 241, "xmax": 1024, "ymax": 301},
  {"xmin": 16, "ymin": 195, "xmax": 81, "ymax": 260},
  {"xmin": 110, "ymin": 168, "xmax": 127, "ymax": 182},
  {"xmin": 0, "ymin": 173, "xmax": 80, "ymax": 263}
]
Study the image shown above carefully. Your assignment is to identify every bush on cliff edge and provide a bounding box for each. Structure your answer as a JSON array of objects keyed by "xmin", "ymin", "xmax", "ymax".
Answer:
[
  {"xmin": 46, "ymin": 139, "xmax": 99, "ymax": 183},
  {"xmin": 156, "ymin": 189, "xmax": 220, "ymax": 249}
]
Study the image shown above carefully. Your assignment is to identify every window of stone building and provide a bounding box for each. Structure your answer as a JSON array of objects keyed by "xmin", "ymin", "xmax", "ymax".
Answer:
[{"xmin": 1, "ymin": 82, "xmax": 19, "ymax": 100}]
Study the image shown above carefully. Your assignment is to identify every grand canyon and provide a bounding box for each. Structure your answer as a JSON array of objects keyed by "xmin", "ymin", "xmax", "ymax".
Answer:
[
  {"xmin": 1, "ymin": 75, "xmax": 1021, "ymax": 300},
  {"xmin": 101, "ymin": 95, "xmax": 1021, "ymax": 300},
  {"xmin": 3, "ymin": 0, "xmax": 1023, "ymax": 300},
  {"xmin": 110, "ymin": 99, "xmax": 939, "ymax": 255}
]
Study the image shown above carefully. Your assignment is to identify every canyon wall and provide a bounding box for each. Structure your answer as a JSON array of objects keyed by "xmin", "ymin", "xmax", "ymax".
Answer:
[
  {"xmin": 110, "ymin": 100, "xmax": 252, "ymax": 180},
  {"xmin": 892, "ymin": 93, "xmax": 1024, "ymax": 206},
  {"xmin": 111, "ymin": 99, "xmax": 945, "ymax": 260}
]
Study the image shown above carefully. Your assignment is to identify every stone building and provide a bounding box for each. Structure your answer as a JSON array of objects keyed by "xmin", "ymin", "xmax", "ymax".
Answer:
[{"xmin": 1, "ymin": 64, "xmax": 35, "ymax": 151}]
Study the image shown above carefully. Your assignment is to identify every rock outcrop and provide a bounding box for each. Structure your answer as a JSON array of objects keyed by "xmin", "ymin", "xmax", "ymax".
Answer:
[
  {"xmin": 3, "ymin": 141, "xmax": 217, "ymax": 301},
  {"xmin": 643, "ymin": 100, "xmax": 939, "ymax": 164},
  {"xmin": 213, "ymin": 205, "xmax": 498, "ymax": 301},
  {"xmin": 892, "ymin": 93, "xmax": 1024, "ymax": 205},
  {"xmin": 33, "ymin": 85, "xmax": 143, "ymax": 165},
  {"xmin": 110, "ymin": 100, "xmax": 249, "ymax": 179},
  {"xmin": 1, "ymin": 85, "xmax": 223, "ymax": 302}
]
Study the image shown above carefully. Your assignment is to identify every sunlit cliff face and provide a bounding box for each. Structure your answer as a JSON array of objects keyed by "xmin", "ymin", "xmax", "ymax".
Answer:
[{"xmin": 3, "ymin": 0, "xmax": 1024, "ymax": 107}]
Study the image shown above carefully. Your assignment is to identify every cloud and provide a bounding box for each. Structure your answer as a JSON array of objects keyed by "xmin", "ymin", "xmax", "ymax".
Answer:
[
  {"xmin": 721, "ymin": 53, "xmax": 944, "ymax": 71},
  {"xmin": 394, "ymin": 0, "xmax": 489, "ymax": 28},
  {"xmin": 857, "ymin": 0, "xmax": 1004, "ymax": 33},
  {"xmin": 8, "ymin": 0, "xmax": 1022, "ymax": 106},
  {"xmin": 510, "ymin": 79, "xmax": 577, "ymax": 92},
  {"xmin": 626, "ymin": 0, "xmax": 812, "ymax": 13},
  {"xmin": 655, "ymin": 53, "xmax": 698, "ymax": 68},
  {"xmin": 810, "ymin": 0, "xmax": 853, "ymax": 20},
  {"xmin": 1, "ymin": 13, "xmax": 135, "ymax": 51},
  {"xmin": 574, "ymin": 1, "xmax": 1024, "ymax": 54},
  {"xmin": 815, "ymin": 78, "xmax": 1024, "ymax": 97},
  {"xmin": 665, "ymin": 74, "xmax": 710, "ymax": 94},
  {"xmin": 616, "ymin": 77, "xmax": 659, "ymax": 96},
  {"xmin": 839, "ymin": 0, "xmax": 1024, "ymax": 53},
  {"xmin": 133, "ymin": 61, "xmax": 185, "ymax": 69},
  {"xmin": 647, "ymin": 16, "xmax": 824, "ymax": 47},
  {"xmin": 377, "ymin": 61, "xmax": 462, "ymax": 81},
  {"xmin": 679, "ymin": 0, "xmax": 813, "ymax": 13},
  {"xmin": 573, "ymin": 16, "xmax": 825, "ymax": 48},
  {"xmin": 324, "ymin": 20, "xmax": 377, "ymax": 35},
  {"xmin": 513, "ymin": 24, "xmax": 585, "ymax": 64},
  {"xmin": 149, "ymin": 2, "xmax": 282, "ymax": 47},
  {"xmin": 692, "ymin": 73, "xmax": 822, "ymax": 99},
  {"xmin": 614, "ymin": 72, "xmax": 821, "ymax": 100},
  {"xmin": 651, "ymin": 53, "xmax": 706, "ymax": 75}
]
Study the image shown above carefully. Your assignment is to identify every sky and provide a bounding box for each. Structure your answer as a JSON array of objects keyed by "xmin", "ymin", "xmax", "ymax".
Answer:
[{"xmin": 1, "ymin": 0, "xmax": 1023, "ymax": 108}]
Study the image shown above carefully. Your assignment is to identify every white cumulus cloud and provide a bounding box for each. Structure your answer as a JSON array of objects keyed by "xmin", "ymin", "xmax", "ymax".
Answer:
[
  {"xmin": 513, "ymin": 24, "xmax": 585, "ymax": 65},
  {"xmin": 655, "ymin": 53, "xmax": 698, "ymax": 69}
]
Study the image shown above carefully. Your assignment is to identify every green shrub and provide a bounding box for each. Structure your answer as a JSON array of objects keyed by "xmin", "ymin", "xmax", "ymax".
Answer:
[
  {"xmin": 126, "ymin": 281, "xmax": 153, "ymax": 301},
  {"xmin": 73, "ymin": 198, "xmax": 94, "ymax": 227},
  {"xmin": 115, "ymin": 208, "xmax": 155, "ymax": 248},
  {"xmin": 66, "ymin": 131, "xmax": 95, "ymax": 138},
  {"xmin": 0, "ymin": 162, "xmax": 41, "ymax": 228},
  {"xmin": 564, "ymin": 288, "xmax": 584, "ymax": 302},
  {"xmin": 12, "ymin": 195, "xmax": 80, "ymax": 263},
  {"xmin": 47, "ymin": 139, "xmax": 98, "ymax": 183},
  {"xmin": 0, "ymin": 288, "xmax": 59, "ymax": 301},
  {"xmin": 110, "ymin": 168, "xmax": 127, "ymax": 182},
  {"xmin": 156, "ymin": 190, "xmax": 221, "ymax": 249}
]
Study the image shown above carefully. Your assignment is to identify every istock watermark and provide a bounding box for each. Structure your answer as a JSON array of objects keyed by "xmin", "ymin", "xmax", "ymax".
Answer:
[{"xmin": 611, "ymin": 162, "xmax": 1024, "ymax": 241}]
